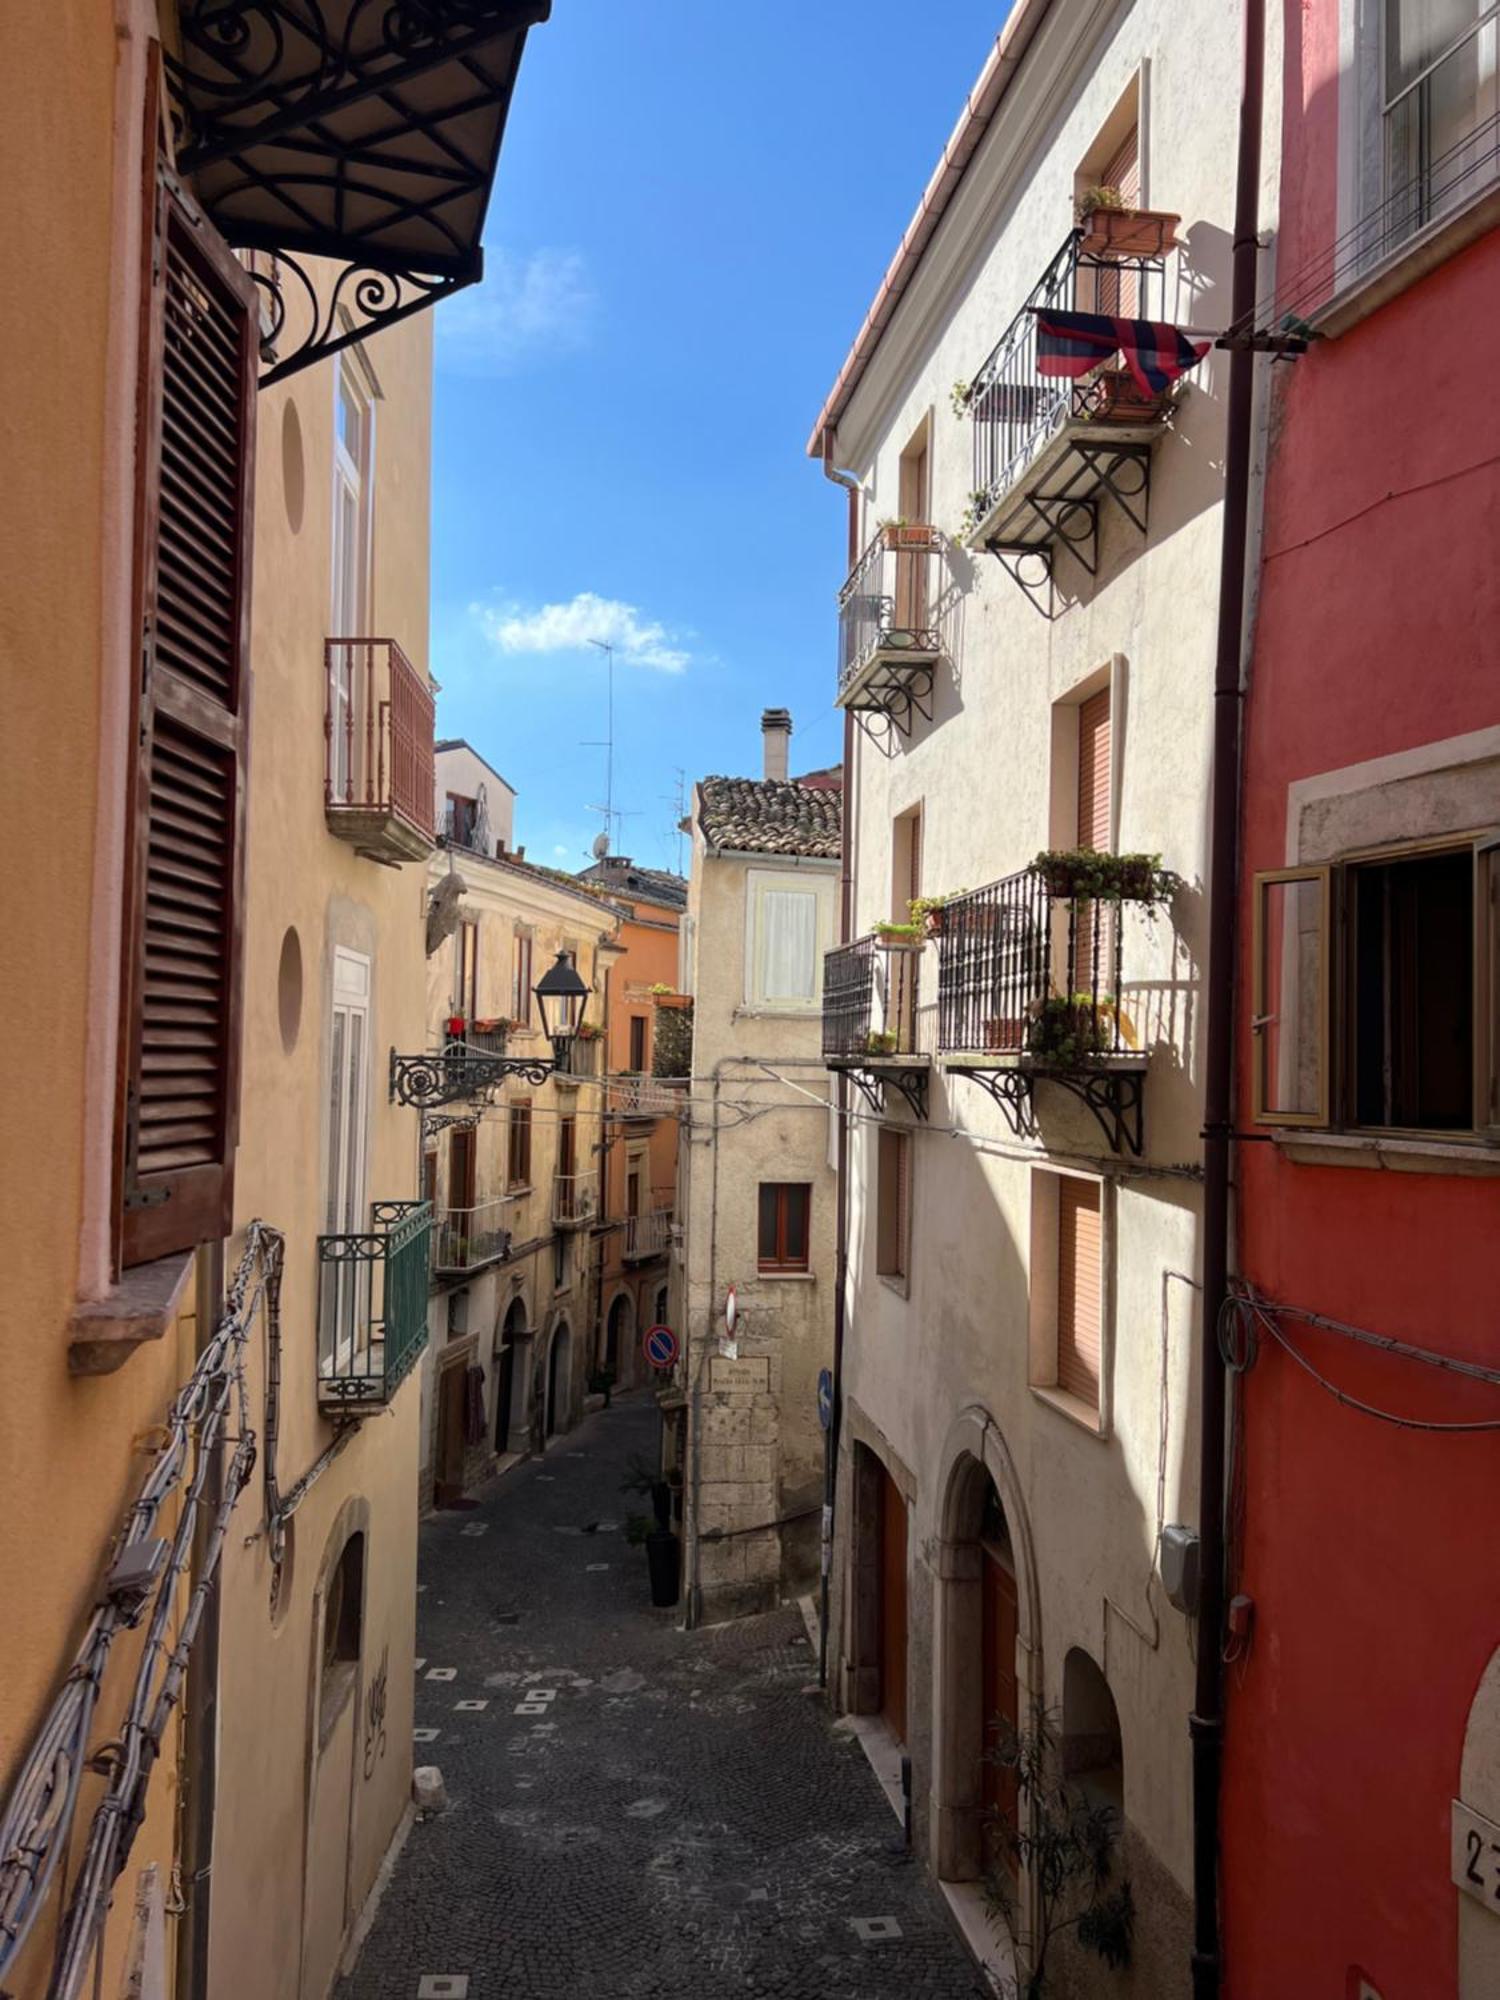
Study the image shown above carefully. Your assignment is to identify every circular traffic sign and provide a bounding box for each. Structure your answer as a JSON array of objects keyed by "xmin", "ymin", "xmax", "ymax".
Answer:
[
  {"xmin": 724, "ymin": 1286, "xmax": 737, "ymax": 1338},
  {"xmin": 643, "ymin": 1323, "xmax": 679, "ymax": 1369}
]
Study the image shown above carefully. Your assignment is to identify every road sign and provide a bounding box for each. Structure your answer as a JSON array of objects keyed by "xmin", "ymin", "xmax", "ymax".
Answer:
[
  {"xmin": 817, "ymin": 1367, "xmax": 834, "ymax": 1432},
  {"xmin": 643, "ymin": 1323, "xmax": 679, "ymax": 1370}
]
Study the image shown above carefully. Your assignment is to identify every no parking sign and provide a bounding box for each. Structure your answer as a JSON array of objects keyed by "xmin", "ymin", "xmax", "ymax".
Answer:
[{"xmin": 643, "ymin": 1323, "xmax": 679, "ymax": 1370}]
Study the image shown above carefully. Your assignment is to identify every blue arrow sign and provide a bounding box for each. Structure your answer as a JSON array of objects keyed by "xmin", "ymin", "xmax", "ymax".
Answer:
[{"xmin": 817, "ymin": 1367, "xmax": 834, "ymax": 1431}]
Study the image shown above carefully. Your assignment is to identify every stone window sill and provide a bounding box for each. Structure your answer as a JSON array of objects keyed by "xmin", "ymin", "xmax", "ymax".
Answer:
[
  {"xmin": 1272, "ymin": 1130, "xmax": 1500, "ymax": 1177},
  {"xmin": 1317, "ymin": 181, "xmax": 1500, "ymax": 337},
  {"xmin": 1029, "ymin": 1383, "xmax": 1107, "ymax": 1438},
  {"xmin": 68, "ymin": 1250, "xmax": 195, "ymax": 1376},
  {"xmin": 756, "ymin": 1270, "xmax": 816, "ymax": 1283}
]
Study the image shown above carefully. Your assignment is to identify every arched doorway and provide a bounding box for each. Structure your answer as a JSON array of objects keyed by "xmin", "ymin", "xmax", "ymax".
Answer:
[
  {"xmin": 495, "ymin": 1296, "xmax": 526, "ymax": 1454},
  {"xmin": 546, "ymin": 1319, "xmax": 571, "ymax": 1437},
  {"xmin": 1062, "ymin": 1647, "xmax": 1122, "ymax": 1814},
  {"xmin": 931, "ymin": 1410, "xmax": 1041, "ymax": 1887},
  {"xmin": 301, "ymin": 1503, "xmax": 369, "ymax": 2000},
  {"xmin": 604, "ymin": 1291, "xmax": 631, "ymax": 1375},
  {"xmin": 848, "ymin": 1441, "xmax": 909, "ymax": 1745}
]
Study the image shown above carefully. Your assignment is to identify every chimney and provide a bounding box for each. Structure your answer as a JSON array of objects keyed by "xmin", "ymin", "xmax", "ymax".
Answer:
[{"xmin": 761, "ymin": 707, "xmax": 792, "ymax": 783}]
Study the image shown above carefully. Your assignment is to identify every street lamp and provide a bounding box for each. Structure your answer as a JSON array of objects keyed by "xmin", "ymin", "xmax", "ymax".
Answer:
[
  {"xmin": 389, "ymin": 950, "xmax": 596, "ymax": 1109},
  {"xmin": 534, "ymin": 950, "xmax": 589, "ymax": 1063}
]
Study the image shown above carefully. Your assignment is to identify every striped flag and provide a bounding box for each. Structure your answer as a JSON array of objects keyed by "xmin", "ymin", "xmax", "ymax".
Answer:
[{"xmin": 1034, "ymin": 309, "xmax": 1210, "ymax": 395}]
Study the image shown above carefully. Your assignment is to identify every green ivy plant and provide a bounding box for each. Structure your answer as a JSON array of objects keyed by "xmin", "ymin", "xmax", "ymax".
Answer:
[
  {"xmin": 1032, "ymin": 848, "xmax": 1177, "ymax": 910},
  {"xmin": 959, "ymin": 488, "xmax": 994, "ymax": 538},
  {"xmin": 950, "ymin": 379, "xmax": 973, "ymax": 418}
]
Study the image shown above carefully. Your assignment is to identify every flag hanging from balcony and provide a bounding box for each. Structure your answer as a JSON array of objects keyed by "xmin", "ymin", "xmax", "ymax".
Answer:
[{"xmin": 1033, "ymin": 309, "xmax": 1211, "ymax": 395}]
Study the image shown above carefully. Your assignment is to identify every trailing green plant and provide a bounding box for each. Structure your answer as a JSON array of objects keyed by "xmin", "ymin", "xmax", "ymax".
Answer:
[
  {"xmin": 1027, "ymin": 995, "xmax": 1116, "ymax": 1066},
  {"xmin": 909, "ymin": 891, "xmax": 970, "ymax": 938},
  {"xmin": 950, "ymin": 379, "xmax": 973, "ymax": 418},
  {"xmin": 959, "ymin": 488, "xmax": 993, "ymax": 538},
  {"xmin": 864, "ymin": 1030, "xmax": 899, "ymax": 1056},
  {"xmin": 1032, "ymin": 848, "xmax": 1176, "ymax": 909},
  {"xmin": 983, "ymin": 1715, "xmax": 1134, "ymax": 1999},
  {"xmin": 874, "ymin": 919, "xmax": 924, "ymax": 942}
]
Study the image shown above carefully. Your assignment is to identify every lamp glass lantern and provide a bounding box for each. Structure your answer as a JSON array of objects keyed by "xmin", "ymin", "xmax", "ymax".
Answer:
[{"xmin": 534, "ymin": 951, "xmax": 590, "ymax": 1062}]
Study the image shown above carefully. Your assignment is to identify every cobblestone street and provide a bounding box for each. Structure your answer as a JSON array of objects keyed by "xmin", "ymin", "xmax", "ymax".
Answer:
[{"xmin": 340, "ymin": 1395, "xmax": 987, "ymax": 2000}]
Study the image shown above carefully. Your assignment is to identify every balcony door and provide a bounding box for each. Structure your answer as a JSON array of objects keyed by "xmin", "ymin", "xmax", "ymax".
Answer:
[
  {"xmin": 330, "ymin": 358, "xmax": 374, "ymax": 800},
  {"xmin": 895, "ymin": 426, "xmax": 931, "ymax": 631},
  {"xmin": 1075, "ymin": 686, "xmax": 1113, "ymax": 996},
  {"xmin": 321, "ymin": 948, "xmax": 370, "ymax": 1375}
]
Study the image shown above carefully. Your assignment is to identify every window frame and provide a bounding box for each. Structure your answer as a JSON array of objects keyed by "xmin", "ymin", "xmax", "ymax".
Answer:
[
  {"xmin": 1250, "ymin": 865, "xmax": 1332, "ymax": 1128},
  {"xmin": 757, "ymin": 1181, "xmax": 811, "ymax": 1275},
  {"xmin": 507, "ymin": 1098, "xmax": 533, "ymax": 1190},
  {"xmin": 745, "ymin": 867, "xmax": 831, "ymax": 1013},
  {"xmin": 1028, "ymin": 1167, "xmax": 1110, "ymax": 1434},
  {"xmin": 875, "ymin": 1126, "xmax": 912, "ymax": 1288},
  {"xmin": 513, "ymin": 928, "xmax": 534, "ymax": 1029},
  {"xmin": 455, "ymin": 918, "xmax": 479, "ymax": 1021}
]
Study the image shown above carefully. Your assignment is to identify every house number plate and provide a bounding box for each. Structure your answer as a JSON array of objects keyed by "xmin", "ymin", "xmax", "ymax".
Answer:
[{"xmin": 1452, "ymin": 1799, "xmax": 1500, "ymax": 1915}]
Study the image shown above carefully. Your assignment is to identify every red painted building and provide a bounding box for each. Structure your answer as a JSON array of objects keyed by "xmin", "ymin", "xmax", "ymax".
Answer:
[{"xmin": 1225, "ymin": 5, "xmax": 1500, "ymax": 1995}]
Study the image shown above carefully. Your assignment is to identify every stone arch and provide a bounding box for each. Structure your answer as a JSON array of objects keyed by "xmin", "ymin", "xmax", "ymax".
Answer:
[
  {"xmin": 603, "ymin": 1286, "xmax": 634, "ymax": 1375},
  {"xmin": 494, "ymin": 1292, "xmax": 529, "ymax": 1455},
  {"xmin": 545, "ymin": 1316, "xmax": 572, "ymax": 1437},
  {"xmin": 930, "ymin": 1406, "xmax": 1042, "ymax": 1885},
  {"xmin": 1459, "ymin": 1646, "xmax": 1500, "ymax": 1995},
  {"xmin": 1062, "ymin": 1645, "xmax": 1123, "ymax": 1813}
]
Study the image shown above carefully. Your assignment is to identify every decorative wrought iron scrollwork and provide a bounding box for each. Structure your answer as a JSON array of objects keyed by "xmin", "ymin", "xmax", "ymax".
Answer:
[
  {"xmin": 390, "ymin": 1045, "xmax": 554, "ymax": 1109},
  {"xmin": 1037, "ymin": 1065, "xmax": 1146, "ymax": 1157},
  {"xmin": 948, "ymin": 1065, "xmax": 1038, "ymax": 1140},
  {"xmin": 249, "ymin": 252, "xmax": 479, "ymax": 387}
]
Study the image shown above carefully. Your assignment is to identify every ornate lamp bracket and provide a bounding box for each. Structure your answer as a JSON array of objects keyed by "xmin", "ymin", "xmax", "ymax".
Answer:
[{"xmin": 389, "ymin": 1046, "xmax": 554, "ymax": 1110}]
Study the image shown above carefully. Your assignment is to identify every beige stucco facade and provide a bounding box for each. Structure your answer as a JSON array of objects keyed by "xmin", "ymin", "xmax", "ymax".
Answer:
[
  {"xmin": 674, "ymin": 785, "xmax": 840, "ymax": 1624},
  {"xmin": 816, "ymin": 3, "xmax": 1280, "ymax": 1991},
  {"xmin": 419, "ymin": 848, "xmax": 620, "ymax": 1504}
]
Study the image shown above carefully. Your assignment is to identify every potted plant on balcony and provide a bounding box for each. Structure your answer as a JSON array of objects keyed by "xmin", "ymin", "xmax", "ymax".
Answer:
[
  {"xmin": 864, "ymin": 1029, "xmax": 900, "ymax": 1057},
  {"xmin": 574, "ymin": 1020, "xmax": 605, "ymax": 1042},
  {"xmin": 1076, "ymin": 367, "xmax": 1164, "ymax": 425},
  {"xmin": 909, "ymin": 891, "xmax": 968, "ymax": 938},
  {"xmin": 1033, "ymin": 849, "xmax": 1174, "ymax": 909},
  {"xmin": 1075, "ymin": 185, "xmax": 1181, "ymax": 258},
  {"xmin": 1026, "ymin": 992, "xmax": 1140, "ymax": 1066},
  {"xmin": 879, "ymin": 519, "xmax": 936, "ymax": 551},
  {"xmin": 874, "ymin": 919, "xmax": 924, "ymax": 949}
]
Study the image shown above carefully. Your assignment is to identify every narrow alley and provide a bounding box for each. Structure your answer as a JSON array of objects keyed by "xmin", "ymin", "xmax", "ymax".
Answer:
[{"xmin": 340, "ymin": 1396, "xmax": 985, "ymax": 2000}]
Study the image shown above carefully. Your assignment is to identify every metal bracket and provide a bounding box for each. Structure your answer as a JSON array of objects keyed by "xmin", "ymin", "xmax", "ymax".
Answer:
[
  {"xmin": 389, "ymin": 1045, "xmax": 554, "ymax": 1110},
  {"xmin": 249, "ymin": 254, "xmax": 479, "ymax": 388},
  {"xmin": 835, "ymin": 1064, "xmax": 930, "ymax": 1122},
  {"xmin": 1025, "ymin": 492, "xmax": 1098, "ymax": 575},
  {"xmin": 1072, "ymin": 441, "xmax": 1152, "ymax": 538},
  {"xmin": 984, "ymin": 539, "xmax": 1055, "ymax": 616},
  {"xmin": 948, "ymin": 1066, "xmax": 1037, "ymax": 1140},
  {"xmin": 1038, "ymin": 1066, "xmax": 1146, "ymax": 1157}
]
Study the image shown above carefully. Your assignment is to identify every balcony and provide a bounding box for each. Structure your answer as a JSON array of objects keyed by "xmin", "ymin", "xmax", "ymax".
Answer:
[
  {"xmin": 608, "ymin": 1072, "xmax": 675, "ymax": 1123},
  {"xmin": 316, "ymin": 1201, "xmax": 431, "ymax": 1412},
  {"xmin": 822, "ymin": 933, "xmax": 929, "ymax": 1119},
  {"xmin": 837, "ymin": 526, "xmax": 944, "ymax": 737},
  {"xmin": 325, "ymin": 637, "xmax": 435, "ymax": 865},
  {"xmin": 622, "ymin": 1205, "xmax": 674, "ymax": 1263},
  {"xmin": 553, "ymin": 1168, "xmax": 600, "ymax": 1229},
  {"xmin": 430, "ymin": 1197, "xmax": 515, "ymax": 1280},
  {"xmin": 555, "ymin": 1037, "xmax": 600, "ymax": 1093},
  {"xmin": 934, "ymin": 863, "xmax": 1154, "ymax": 1154},
  {"xmin": 961, "ymin": 233, "xmax": 1177, "ymax": 605}
]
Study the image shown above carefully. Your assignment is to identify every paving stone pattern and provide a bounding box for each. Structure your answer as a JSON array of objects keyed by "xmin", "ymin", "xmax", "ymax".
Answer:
[{"xmin": 341, "ymin": 1396, "xmax": 986, "ymax": 2000}]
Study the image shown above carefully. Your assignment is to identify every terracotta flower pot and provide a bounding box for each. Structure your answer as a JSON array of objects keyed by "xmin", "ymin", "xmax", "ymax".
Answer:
[{"xmin": 1077, "ymin": 205, "xmax": 1181, "ymax": 258}]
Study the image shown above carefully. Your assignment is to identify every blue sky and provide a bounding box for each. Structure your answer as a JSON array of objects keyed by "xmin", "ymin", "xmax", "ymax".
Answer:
[{"xmin": 430, "ymin": 3, "xmax": 1002, "ymax": 875}]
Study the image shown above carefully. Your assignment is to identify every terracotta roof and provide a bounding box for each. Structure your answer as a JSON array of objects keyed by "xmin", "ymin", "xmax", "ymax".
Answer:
[
  {"xmin": 697, "ymin": 774, "xmax": 843, "ymax": 859},
  {"xmin": 577, "ymin": 857, "xmax": 689, "ymax": 909}
]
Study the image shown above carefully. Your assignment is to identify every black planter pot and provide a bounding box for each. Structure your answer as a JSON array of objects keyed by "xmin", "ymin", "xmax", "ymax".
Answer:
[{"xmin": 645, "ymin": 1530, "xmax": 681, "ymax": 1608}]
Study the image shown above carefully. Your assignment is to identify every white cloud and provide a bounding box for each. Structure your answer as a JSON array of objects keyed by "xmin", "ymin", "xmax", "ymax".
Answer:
[
  {"xmin": 553, "ymin": 845, "xmax": 570, "ymax": 858},
  {"xmin": 436, "ymin": 248, "xmax": 593, "ymax": 375},
  {"xmin": 474, "ymin": 591, "xmax": 691, "ymax": 675}
]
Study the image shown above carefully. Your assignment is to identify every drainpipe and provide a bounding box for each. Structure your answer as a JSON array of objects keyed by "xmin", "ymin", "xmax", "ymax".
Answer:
[
  {"xmin": 1193, "ymin": 5, "xmax": 1263, "ymax": 1995},
  {"xmin": 177, "ymin": 1239, "xmax": 224, "ymax": 2000},
  {"xmin": 818, "ymin": 427, "xmax": 860, "ymax": 1688}
]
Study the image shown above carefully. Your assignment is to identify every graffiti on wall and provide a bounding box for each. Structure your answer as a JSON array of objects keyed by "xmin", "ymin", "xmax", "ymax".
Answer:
[{"xmin": 362, "ymin": 1643, "xmax": 389, "ymax": 1779}]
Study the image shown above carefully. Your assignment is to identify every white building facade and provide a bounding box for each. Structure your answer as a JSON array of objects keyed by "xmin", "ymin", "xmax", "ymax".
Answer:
[{"xmin": 810, "ymin": 4, "xmax": 1276, "ymax": 1991}]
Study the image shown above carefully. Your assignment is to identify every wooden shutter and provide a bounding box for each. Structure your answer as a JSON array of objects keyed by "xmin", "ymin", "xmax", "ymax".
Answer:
[
  {"xmin": 449, "ymin": 1127, "xmax": 476, "ymax": 1212},
  {"xmin": 1077, "ymin": 689, "xmax": 1112, "ymax": 849},
  {"xmin": 1103, "ymin": 126, "xmax": 1140, "ymax": 207},
  {"xmin": 119, "ymin": 168, "xmax": 256, "ymax": 1267},
  {"xmin": 1056, "ymin": 1178, "xmax": 1102, "ymax": 1406},
  {"xmin": 876, "ymin": 1129, "xmax": 909, "ymax": 1279}
]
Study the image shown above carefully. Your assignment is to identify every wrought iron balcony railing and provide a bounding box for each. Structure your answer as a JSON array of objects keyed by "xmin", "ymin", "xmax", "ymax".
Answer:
[
  {"xmin": 968, "ymin": 234, "xmax": 1170, "ymax": 516},
  {"xmin": 317, "ymin": 1200, "xmax": 431, "ymax": 1411},
  {"xmin": 553, "ymin": 1169, "xmax": 599, "ymax": 1227},
  {"xmin": 609, "ymin": 1071, "xmax": 675, "ymax": 1120},
  {"xmin": 325, "ymin": 638, "xmax": 435, "ymax": 865},
  {"xmin": 822, "ymin": 934, "xmax": 922, "ymax": 1061},
  {"xmin": 622, "ymin": 1206, "xmax": 674, "ymax": 1262},
  {"xmin": 430, "ymin": 1197, "xmax": 515, "ymax": 1277},
  {"xmin": 935, "ymin": 868, "xmax": 1130, "ymax": 1061},
  {"xmin": 837, "ymin": 527, "xmax": 943, "ymax": 719}
]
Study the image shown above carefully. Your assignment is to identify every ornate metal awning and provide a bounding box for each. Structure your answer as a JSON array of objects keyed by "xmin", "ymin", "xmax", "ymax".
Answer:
[{"xmin": 167, "ymin": 1, "xmax": 550, "ymax": 384}]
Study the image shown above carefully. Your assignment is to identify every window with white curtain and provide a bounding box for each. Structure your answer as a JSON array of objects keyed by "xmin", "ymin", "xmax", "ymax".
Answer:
[{"xmin": 745, "ymin": 869, "xmax": 832, "ymax": 1010}]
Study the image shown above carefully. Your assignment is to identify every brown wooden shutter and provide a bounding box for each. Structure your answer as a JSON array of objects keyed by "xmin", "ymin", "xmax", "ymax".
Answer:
[
  {"xmin": 1077, "ymin": 689, "xmax": 1112, "ymax": 849},
  {"xmin": 1103, "ymin": 126, "xmax": 1140, "ymax": 207},
  {"xmin": 119, "ymin": 168, "xmax": 256, "ymax": 1267},
  {"xmin": 876, "ymin": 1129, "xmax": 909, "ymax": 1279},
  {"xmin": 1056, "ymin": 1177, "xmax": 1102, "ymax": 1406},
  {"xmin": 449, "ymin": 1127, "xmax": 477, "ymax": 1213}
]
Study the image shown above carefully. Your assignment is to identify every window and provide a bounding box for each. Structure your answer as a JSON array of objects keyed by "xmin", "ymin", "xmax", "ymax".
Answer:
[
  {"xmin": 628, "ymin": 1014, "xmax": 647, "ymax": 1071},
  {"xmin": 320, "ymin": 950, "xmax": 371, "ymax": 1372},
  {"xmin": 330, "ymin": 358, "xmax": 374, "ymax": 800},
  {"xmin": 895, "ymin": 421, "xmax": 932, "ymax": 628},
  {"xmin": 557, "ymin": 1115, "xmax": 578, "ymax": 1216},
  {"xmin": 1384, "ymin": 0, "xmax": 1499, "ymax": 243},
  {"xmin": 1029, "ymin": 1171, "xmax": 1104, "ymax": 1421},
  {"xmin": 446, "ymin": 791, "xmax": 479, "ymax": 848},
  {"xmin": 507, "ymin": 1099, "xmax": 532, "ymax": 1188},
  {"xmin": 758, "ymin": 1182, "xmax": 811, "ymax": 1273},
  {"xmin": 875, "ymin": 1128, "xmax": 911, "ymax": 1284},
  {"xmin": 318, "ymin": 1531, "xmax": 364, "ymax": 1745},
  {"xmin": 891, "ymin": 804, "xmax": 923, "ymax": 923},
  {"xmin": 1075, "ymin": 685, "xmax": 1113, "ymax": 994},
  {"xmin": 448, "ymin": 1125, "xmax": 476, "ymax": 1214},
  {"xmin": 421, "ymin": 1148, "xmax": 437, "ymax": 1210},
  {"xmin": 455, "ymin": 920, "xmax": 479, "ymax": 1020},
  {"xmin": 513, "ymin": 929, "xmax": 534, "ymax": 1028},
  {"xmin": 118, "ymin": 166, "xmax": 255, "ymax": 1268},
  {"xmin": 553, "ymin": 1231, "xmax": 568, "ymax": 1292},
  {"xmin": 747, "ymin": 869, "xmax": 831, "ymax": 1010},
  {"xmin": 1252, "ymin": 837, "xmax": 1497, "ymax": 1132}
]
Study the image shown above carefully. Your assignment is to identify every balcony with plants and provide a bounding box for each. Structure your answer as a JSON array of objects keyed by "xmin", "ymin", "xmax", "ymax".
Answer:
[
  {"xmin": 430, "ymin": 1196, "xmax": 515, "ymax": 1280},
  {"xmin": 934, "ymin": 851, "xmax": 1175, "ymax": 1154},
  {"xmin": 953, "ymin": 209, "xmax": 1182, "ymax": 598},
  {"xmin": 316, "ymin": 1200, "xmax": 432, "ymax": 1413},
  {"xmin": 325, "ymin": 637, "xmax": 436, "ymax": 865},
  {"xmin": 821, "ymin": 929, "xmax": 930, "ymax": 1119},
  {"xmin": 553, "ymin": 1168, "xmax": 600, "ymax": 1229},
  {"xmin": 836, "ymin": 523, "xmax": 945, "ymax": 737}
]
